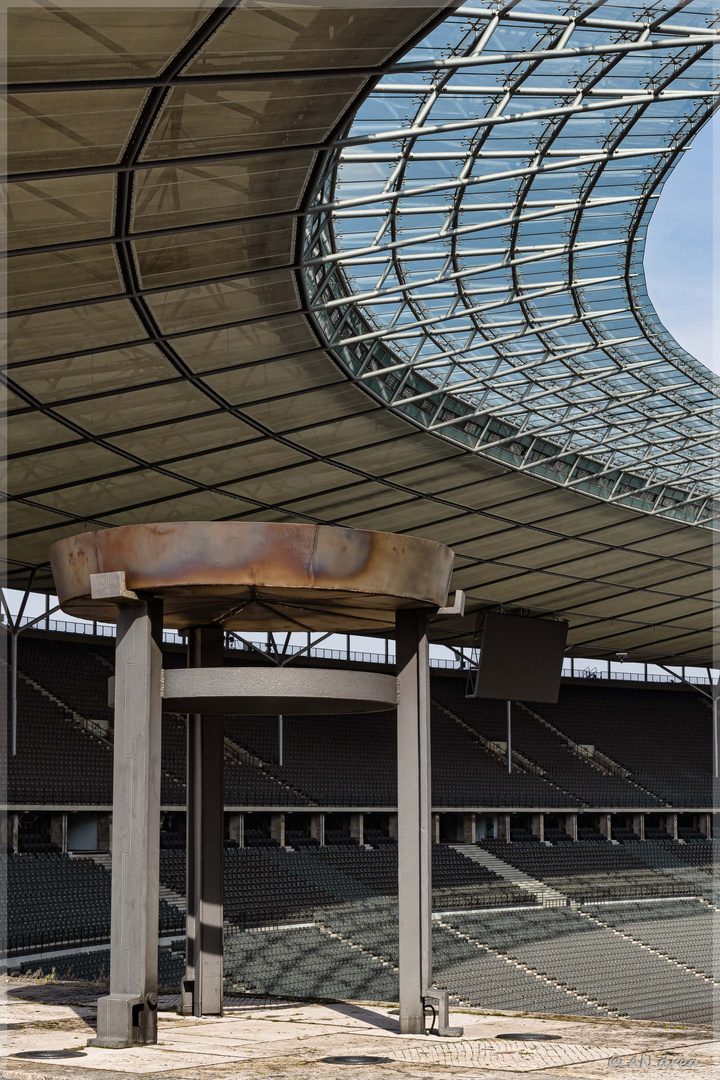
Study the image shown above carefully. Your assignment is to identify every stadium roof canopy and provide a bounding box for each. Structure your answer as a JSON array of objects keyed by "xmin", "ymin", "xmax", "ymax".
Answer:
[{"xmin": 5, "ymin": 0, "xmax": 719, "ymax": 665}]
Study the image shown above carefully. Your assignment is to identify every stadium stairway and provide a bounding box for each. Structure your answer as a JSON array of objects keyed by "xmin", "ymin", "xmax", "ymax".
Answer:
[
  {"xmin": 432, "ymin": 697, "xmax": 578, "ymax": 805},
  {"xmin": 71, "ymin": 850, "xmax": 189, "ymax": 917},
  {"xmin": 4, "ymin": 654, "xmax": 111, "ymax": 747},
  {"xmin": 158, "ymin": 882, "xmax": 187, "ymax": 914},
  {"xmin": 450, "ymin": 844, "xmax": 566, "ymax": 906},
  {"xmin": 516, "ymin": 702, "xmax": 669, "ymax": 807}
]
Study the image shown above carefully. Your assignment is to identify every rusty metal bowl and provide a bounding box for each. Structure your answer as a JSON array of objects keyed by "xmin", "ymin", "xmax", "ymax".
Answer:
[{"xmin": 49, "ymin": 522, "xmax": 454, "ymax": 631}]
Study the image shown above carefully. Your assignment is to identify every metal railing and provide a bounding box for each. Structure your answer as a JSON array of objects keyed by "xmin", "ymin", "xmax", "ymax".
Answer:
[
  {"xmin": 573, "ymin": 882, "xmax": 693, "ymax": 903},
  {"xmin": 12, "ymin": 614, "xmax": 714, "ymax": 685},
  {"xmin": 3, "ymin": 922, "xmax": 186, "ymax": 959}
]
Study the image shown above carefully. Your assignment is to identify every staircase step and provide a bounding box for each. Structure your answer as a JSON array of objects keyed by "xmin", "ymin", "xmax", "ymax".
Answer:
[{"xmin": 450, "ymin": 843, "xmax": 567, "ymax": 907}]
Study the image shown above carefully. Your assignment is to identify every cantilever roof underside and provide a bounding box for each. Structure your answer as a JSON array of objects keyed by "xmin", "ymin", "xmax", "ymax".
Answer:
[{"xmin": 3, "ymin": 0, "xmax": 719, "ymax": 665}]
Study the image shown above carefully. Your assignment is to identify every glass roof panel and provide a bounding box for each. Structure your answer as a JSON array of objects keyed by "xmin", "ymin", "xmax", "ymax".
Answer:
[
  {"xmin": 57, "ymin": 381, "xmax": 209, "ymax": 434},
  {"xmin": 300, "ymin": 0, "xmax": 720, "ymax": 526},
  {"xmin": 132, "ymin": 153, "xmax": 315, "ymax": 231},
  {"xmin": 202, "ymin": 349, "xmax": 341, "ymax": 404},
  {"xmin": 9, "ymin": 343, "xmax": 174, "ymax": 403},
  {"xmin": 147, "ymin": 269, "xmax": 300, "ymax": 334},
  {"xmin": 6, "ymin": 243, "xmax": 122, "ymax": 312},
  {"xmin": 9, "ymin": 442, "xmax": 132, "ymax": 496},
  {"xmin": 186, "ymin": 7, "xmax": 434, "ymax": 73},
  {"xmin": 134, "ymin": 218, "xmax": 295, "ymax": 289},
  {"xmin": 178, "ymin": 314, "xmax": 319, "ymax": 373},
  {"xmin": 8, "ymin": 7, "xmax": 205, "ymax": 82},
  {"xmin": 6, "ymin": 411, "xmax": 82, "ymax": 455},
  {"xmin": 6, "ymin": 89, "xmax": 150, "ymax": 173},
  {"xmin": 140, "ymin": 77, "xmax": 364, "ymax": 160},
  {"xmin": 107, "ymin": 411, "xmax": 257, "ymax": 462},
  {"xmin": 5, "ymin": 174, "xmax": 116, "ymax": 250},
  {"xmin": 8, "ymin": 298, "xmax": 145, "ymax": 364}
]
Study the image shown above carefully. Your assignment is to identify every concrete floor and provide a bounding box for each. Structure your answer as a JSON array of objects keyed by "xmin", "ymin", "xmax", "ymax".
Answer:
[{"xmin": 1, "ymin": 978, "xmax": 717, "ymax": 1080}]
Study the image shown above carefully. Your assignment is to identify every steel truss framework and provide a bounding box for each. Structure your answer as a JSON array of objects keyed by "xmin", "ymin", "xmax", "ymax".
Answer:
[
  {"xmin": 3, "ymin": 0, "xmax": 719, "ymax": 665},
  {"xmin": 304, "ymin": 0, "xmax": 720, "ymax": 526}
]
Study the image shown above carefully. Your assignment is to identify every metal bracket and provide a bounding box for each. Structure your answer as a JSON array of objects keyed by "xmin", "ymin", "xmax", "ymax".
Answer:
[
  {"xmin": 423, "ymin": 989, "xmax": 463, "ymax": 1037},
  {"xmin": 436, "ymin": 590, "xmax": 465, "ymax": 617},
  {"xmin": 90, "ymin": 571, "xmax": 140, "ymax": 604}
]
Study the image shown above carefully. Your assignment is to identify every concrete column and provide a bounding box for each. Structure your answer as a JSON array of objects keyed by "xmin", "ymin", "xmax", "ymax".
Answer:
[
  {"xmin": 564, "ymin": 813, "xmax": 578, "ymax": 840},
  {"xmin": 92, "ymin": 598, "xmax": 163, "ymax": 1048},
  {"xmin": 11, "ymin": 812, "xmax": 19, "ymax": 853},
  {"xmin": 666, "ymin": 813, "xmax": 678, "ymax": 840},
  {"xmin": 227, "ymin": 813, "xmax": 243, "ymax": 848},
  {"xmin": 632, "ymin": 814, "xmax": 645, "ymax": 840},
  {"xmin": 97, "ymin": 813, "xmax": 111, "ymax": 852},
  {"xmin": 182, "ymin": 627, "xmax": 225, "ymax": 1020},
  {"xmin": 270, "ymin": 813, "xmax": 285, "ymax": 847},
  {"xmin": 350, "ymin": 813, "xmax": 364, "ymax": 846},
  {"xmin": 0, "ymin": 812, "xmax": 10, "ymax": 853},
  {"xmin": 599, "ymin": 813, "xmax": 612, "ymax": 839},
  {"xmin": 697, "ymin": 813, "xmax": 711, "ymax": 839},
  {"xmin": 396, "ymin": 608, "xmax": 432, "ymax": 1036},
  {"xmin": 498, "ymin": 814, "xmax": 511, "ymax": 841},
  {"xmin": 432, "ymin": 813, "xmax": 441, "ymax": 845},
  {"xmin": 462, "ymin": 813, "xmax": 476, "ymax": 844},
  {"xmin": 310, "ymin": 813, "xmax": 324, "ymax": 846},
  {"xmin": 388, "ymin": 814, "xmax": 398, "ymax": 841},
  {"xmin": 50, "ymin": 812, "xmax": 68, "ymax": 853},
  {"xmin": 531, "ymin": 814, "xmax": 544, "ymax": 842}
]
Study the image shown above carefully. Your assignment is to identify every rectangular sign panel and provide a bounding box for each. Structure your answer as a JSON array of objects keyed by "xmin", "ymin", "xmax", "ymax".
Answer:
[{"xmin": 471, "ymin": 613, "xmax": 568, "ymax": 702}]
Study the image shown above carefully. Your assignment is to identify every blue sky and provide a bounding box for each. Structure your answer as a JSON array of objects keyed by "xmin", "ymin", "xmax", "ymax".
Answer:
[{"xmin": 643, "ymin": 114, "xmax": 718, "ymax": 374}]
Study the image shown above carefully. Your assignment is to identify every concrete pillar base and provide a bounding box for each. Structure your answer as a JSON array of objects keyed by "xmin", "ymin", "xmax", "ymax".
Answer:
[{"xmin": 92, "ymin": 993, "xmax": 157, "ymax": 1048}]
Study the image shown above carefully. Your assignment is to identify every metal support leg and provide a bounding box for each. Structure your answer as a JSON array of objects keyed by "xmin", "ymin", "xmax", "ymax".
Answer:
[
  {"xmin": 423, "ymin": 989, "xmax": 463, "ymax": 1037},
  {"xmin": 182, "ymin": 626, "xmax": 224, "ymax": 1018},
  {"xmin": 10, "ymin": 631, "xmax": 18, "ymax": 757},
  {"xmin": 396, "ymin": 609, "xmax": 432, "ymax": 1036},
  {"xmin": 92, "ymin": 599, "xmax": 163, "ymax": 1048}
]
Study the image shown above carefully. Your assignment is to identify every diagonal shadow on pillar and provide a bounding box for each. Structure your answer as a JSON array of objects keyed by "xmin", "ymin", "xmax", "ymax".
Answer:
[{"xmin": 181, "ymin": 626, "xmax": 225, "ymax": 1018}]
